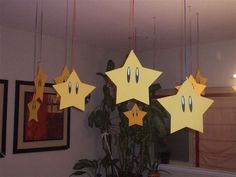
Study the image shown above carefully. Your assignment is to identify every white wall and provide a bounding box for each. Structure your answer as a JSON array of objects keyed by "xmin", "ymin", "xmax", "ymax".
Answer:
[{"xmin": 0, "ymin": 26, "xmax": 108, "ymax": 177}]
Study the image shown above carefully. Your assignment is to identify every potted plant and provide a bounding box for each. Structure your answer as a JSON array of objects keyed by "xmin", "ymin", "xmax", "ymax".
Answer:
[{"xmin": 71, "ymin": 60, "xmax": 169, "ymax": 177}]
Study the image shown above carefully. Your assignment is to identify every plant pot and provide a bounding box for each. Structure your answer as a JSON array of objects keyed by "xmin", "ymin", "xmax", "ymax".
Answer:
[{"xmin": 148, "ymin": 170, "xmax": 160, "ymax": 177}]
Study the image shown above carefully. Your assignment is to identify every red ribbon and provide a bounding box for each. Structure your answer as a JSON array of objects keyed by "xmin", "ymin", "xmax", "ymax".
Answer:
[{"xmin": 71, "ymin": 0, "xmax": 77, "ymax": 70}]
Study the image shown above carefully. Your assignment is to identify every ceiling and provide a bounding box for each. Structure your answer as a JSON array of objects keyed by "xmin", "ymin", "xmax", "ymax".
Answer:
[{"xmin": 1, "ymin": 0, "xmax": 236, "ymax": 51}]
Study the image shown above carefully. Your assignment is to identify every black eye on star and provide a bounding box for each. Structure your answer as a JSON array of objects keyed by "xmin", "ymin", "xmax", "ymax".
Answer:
[
  {"xmin": 68, "ymin": 81, "xmax": 79, "ymax": 94},
  {"xmin": 180, "ymin": 95, "xmax": 193, "ymax": 112},
  {"xmin": 127, "ymin": 67, "xmax": 140, "ymax": 83}
]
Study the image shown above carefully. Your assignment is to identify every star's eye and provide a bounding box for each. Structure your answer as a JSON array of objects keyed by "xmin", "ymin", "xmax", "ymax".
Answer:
[
  {"xmin": 136, "ymin": 110, "xmax": 138, "ymax": 117},
  {"xmin": 75, "ymin": 82, "xmax": 79, "ymax": 94},
  {"xmin": 68, "ymin": 81, "xmax": 72, "ymax": 94},
  {"xmin": 132, "ymin": 112, "xmax": 135, "ymax": 117},
  {"xmin": 135, "ymin": 67, "xmax": 139, "ymax": 83},
  {"xmin": 189, "ymin": 96, "xmax": 193, "ymax": 112},
  {"xmin": 181, "ymin": 96, "xmax": 185, "ymax": 112},
  {"xmin": 127, "ymin": 67, "xmax": 131, "ymax": 83}
]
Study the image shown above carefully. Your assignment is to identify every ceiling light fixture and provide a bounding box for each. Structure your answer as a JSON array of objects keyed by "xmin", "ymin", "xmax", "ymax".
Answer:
[{"xmin": 233, "ymin": 73, "xmax": 236, "ymax": 79}]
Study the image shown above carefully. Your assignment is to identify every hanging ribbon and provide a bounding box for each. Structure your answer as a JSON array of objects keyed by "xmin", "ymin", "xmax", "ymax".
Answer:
[
  {"xmin": 153, "ymin": 16, "xmax": 157, "ymax": 69},
  {"xmin": 33, "ymin": 0, "xmax": 39, "ymax": 78},
  {"xmin": 195, "ymin": 13, "xmax": 200, "ymax": 167},
  {"xmin": 196, "ymin": 12, "xmax": 200, "ymax": 69},
  {"xmin": 38, "ymin": 0, "xmax": 44, "ymax": 64},
  {"xmin": 189, "ymin": 5, "xmax": 193, "ymax": 74},
  {"xmin": 64, "ymin": 0, "xmax": 69, "ymax": 66},
  {"xmin": 129, "ymin": 0, "xmax": 135, "ymax": 51},
  {"xmin": 71, "ymin": 0, "xmax": 77, "ymax": 70},
  {"xmin": 183, "ymin": 0, "xmax": 188, "ymax": 77}
]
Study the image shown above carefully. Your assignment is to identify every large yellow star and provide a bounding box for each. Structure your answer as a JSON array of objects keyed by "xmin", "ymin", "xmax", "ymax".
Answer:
[
  {"xmin": 158, "ymin": 78, "xmax": 214, "ymax": 134},
  {"xmin": 54, "ymin": 65, "xmax": 70, "ymax": 84},
  {"xmin": 176, "ymin": 75, "xmax": 206, "ymax": 95},
  {"xmin": 28, "ymin": 94, "xmax": 41, "ymax": 122},
  {"xmin": 123, "ymin": 104, "xmax": 147, "ymax": 126},
  {"xmin": 53, "ymin": 70, "xmax": 95, "ymax": 111},
  {"xmin": 34, "ymin": 64, "xmax": 47, "ymax": 101},
  {"xmin": 105, "ymin": 50, "xmax": 162, "ymax": 105}
]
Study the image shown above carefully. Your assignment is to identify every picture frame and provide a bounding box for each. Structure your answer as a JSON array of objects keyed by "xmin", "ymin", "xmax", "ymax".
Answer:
[
  {"xmin": 0, "ymin": 79, "xmax": 8, "ymax": 157},
  {"xmin": 13, "ymin": 80, "xmax": 70, "ymax": 154}
]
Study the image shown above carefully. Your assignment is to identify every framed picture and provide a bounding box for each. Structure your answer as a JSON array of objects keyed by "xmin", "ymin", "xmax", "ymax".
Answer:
[
  {"xmin": 0, "ymin": 80, "xmax": 8, "ymax": 157},
  {"xmin": 13, "ymin": 80, "xmax": 70, "ymax": 154}
]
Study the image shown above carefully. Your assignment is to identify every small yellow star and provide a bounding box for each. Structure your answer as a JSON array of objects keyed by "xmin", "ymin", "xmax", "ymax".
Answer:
[
  {"xmin": 28, "ymin": 94, "xmax": 41, "ymax": 122},
  {"xmin": 53, "ymin": 70, "xmax": 95, "ymax": 111},
  {"xmin": 176, "ymin": 75, "xmax": 206, "ymax": 95},
  {"xmin": 34, "ymin": 64, "xmax": 47, "ymax": 101},
  {"xmin": 158, "ymin": 78, "xmax": 214, "ymax": 133},
  {"xmin": 105, "ymin": 50, "xmax": 162, "ymax": 105},
  {"xmin": 54, "ymin": 65, "xmax": 70, "ymax": 84},
  {"xmin": 123, "ymin": 104, "xmax": 147, "ymax": 126},
  {"xmin": 195, "ymin": 69, "xmax": 207, "ymax": 85}
]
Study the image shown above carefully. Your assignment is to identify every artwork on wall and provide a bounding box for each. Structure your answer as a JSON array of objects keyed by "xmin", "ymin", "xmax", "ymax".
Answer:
[
  {"xmin": 13, "ymin": 81, "xmax": 70, "ymax": 154},
  {"xmin": 0, "ymin": 80, "xmax": 8, "ymax": 157}
]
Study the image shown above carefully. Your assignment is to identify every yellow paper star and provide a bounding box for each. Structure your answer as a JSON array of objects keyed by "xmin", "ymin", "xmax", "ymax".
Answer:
[
  {"xmin": 105, "ymin": 50, "xmax": 162, "ymax": 105},
  {"xmin": 195, "ymin": 69, "xmax": 207, "ymax": 85},
  {"xmin": 123, "ymin": 104, "xmax": 147, "ymax": 126},
  {"xmin": 28, "ymin": 94, "xmax": 41, "ymax": 122},
  {"xmin": 53, "ymin": 70, "xmax": 95, "ymax": 111},
  {"xmin": 176, "ymin": 75, "xmax": 206, "ymax": 95},
  {"xmin": 157, "ymin": 78, "xmax": 214, "ymax": 133},
  {"xmin": 54, "ymin": 65, "xmax": 70, "ymax": 84},
  {"xmin": 34, "ymin": 64, "xmax": 47, "ymax": 101},
  {"xmin": 232, "ymin": 86, "xmax": 236, "ymax": 92}
]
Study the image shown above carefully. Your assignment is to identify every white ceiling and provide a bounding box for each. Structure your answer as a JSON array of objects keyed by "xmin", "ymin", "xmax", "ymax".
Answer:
[{"xmin": 1, "ymin": 0, "xmax": 236, "ymax": 51}]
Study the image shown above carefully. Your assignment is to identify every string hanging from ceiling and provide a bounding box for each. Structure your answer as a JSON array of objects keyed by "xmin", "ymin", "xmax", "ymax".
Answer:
[
  {"xmin": 38, "ymin": 0, "xmax": 44, "ymax": 64},
  {"xmin": 53, "ymin": 0, "xmax": 70, "ymax": 86},
  {"xmin": 33, "ymin": 0, "xmax": 45, "ymax": 76},
  {"xmin": 196, "ymin": 12, "xmax": 200, "ymax": 69},
  {"xmin": 64, "ymin": 0, "xmax": 69, "ymax": 66},
  {"xmin": 153, "ymin": 16, "xmax": 157, "ymax": 69},
  {"xmin": 33, "ymin": 0, "xmax": 39, "ymax": 78},
  {"xmin": 71, "ymin": 0, "xmax": 77, "ymax": 70},
  {"xmin": 189, "ymin": 5, "xmax": 193, "ymax": 75},
  {"xmin": 194, "ymin": 12, "xmax": 207, "ymax": 86},
  {"xmin": 183, "ymin": 0, "xmax": 188, "ymax": 77},
  {"xmin": 129, "ymin": 0, "xmax": 136, "ymax": 51}
]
